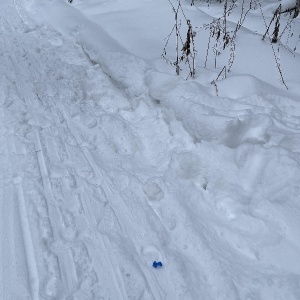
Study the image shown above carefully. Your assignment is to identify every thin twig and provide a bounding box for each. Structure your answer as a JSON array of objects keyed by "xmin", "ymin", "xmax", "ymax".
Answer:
[{"xmin": 259, "ymin": 3, "xmax": 288, "ymax": 89}]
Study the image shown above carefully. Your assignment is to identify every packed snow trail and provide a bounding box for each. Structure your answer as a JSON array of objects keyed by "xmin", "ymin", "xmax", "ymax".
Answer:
[
  {"xmin": 1, "ymin": 0, "xmax": 300, "ymax": 299},
  {"xmin": 0, "ymin": 0, "xmax": 181, "ymax": 298}
]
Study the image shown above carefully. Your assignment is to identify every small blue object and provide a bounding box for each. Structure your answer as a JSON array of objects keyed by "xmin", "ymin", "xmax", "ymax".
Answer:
[{"xmin": 152, "ymin": 261, "xmax": 163, "ymax": 268}]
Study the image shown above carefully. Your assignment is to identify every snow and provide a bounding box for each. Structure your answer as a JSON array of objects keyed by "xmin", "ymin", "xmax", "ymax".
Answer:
[{"xmin": 1, "ymin": 0, "xmax": 300, "ymax": 299}]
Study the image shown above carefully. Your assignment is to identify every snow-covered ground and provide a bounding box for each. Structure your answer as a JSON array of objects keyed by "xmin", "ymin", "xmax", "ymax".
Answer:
[{"xmin": 1, "ymin": 0, "xmax": 300, "ymax": 299}]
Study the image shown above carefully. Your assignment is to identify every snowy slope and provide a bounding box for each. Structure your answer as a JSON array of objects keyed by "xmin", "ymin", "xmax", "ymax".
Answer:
[{"xmin": 1, "ymin": 0, "xmax": 300, "ymax": 299}]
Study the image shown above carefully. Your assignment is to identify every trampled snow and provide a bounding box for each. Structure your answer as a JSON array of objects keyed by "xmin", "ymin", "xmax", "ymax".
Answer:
[{"xmin": 1, "ymin": 0, "xmax": 300, "ymax": 299}]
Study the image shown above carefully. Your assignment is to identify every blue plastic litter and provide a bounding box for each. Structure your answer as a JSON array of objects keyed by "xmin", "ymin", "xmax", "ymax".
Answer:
[{"xmin": 152, "ymin": 261, "xmax": 163, "ymax": 268}]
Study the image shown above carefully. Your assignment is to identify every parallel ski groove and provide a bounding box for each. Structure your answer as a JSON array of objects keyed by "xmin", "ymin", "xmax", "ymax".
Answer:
[
  {"xmin": 33, "ymin": 129, "xmax": 80, "ymax": 297},
  {"xmin": 14, "ymin": 178, "xmax": 40, "ymax": 300},
  {"xmin": 75, "ymin": 180, "xmax": 127, "ymax": 299},
  {"xmin": 60, "ymin": 105, "xmax": 165, "ymax": 300},
  {"xmin": 6, "ymin": 29, "xmax": 126, "ymax": 297},
  {"xmin": 3, "ymin": 30, "xmax": 77, "ymax": 297}
]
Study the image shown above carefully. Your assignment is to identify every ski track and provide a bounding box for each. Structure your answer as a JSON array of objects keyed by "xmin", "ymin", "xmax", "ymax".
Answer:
[
  {"xmin": 58, "ymin": 106, "xmax": 166, "ymax": 299},
  {"xmin": 0, "ymin": 1, "xmax": 174, "ymax": 298}
]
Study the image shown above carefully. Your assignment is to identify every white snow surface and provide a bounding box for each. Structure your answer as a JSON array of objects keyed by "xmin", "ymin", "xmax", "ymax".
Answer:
[{"xmin": 1, "ymin": 0, "xmax": 300, "ymax": 299}]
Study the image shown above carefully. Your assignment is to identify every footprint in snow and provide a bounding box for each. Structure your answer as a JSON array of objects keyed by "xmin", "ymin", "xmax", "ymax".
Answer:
[{"xmin": 142, "ymin": 181, "xmax": 164, "ymax": 202}]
